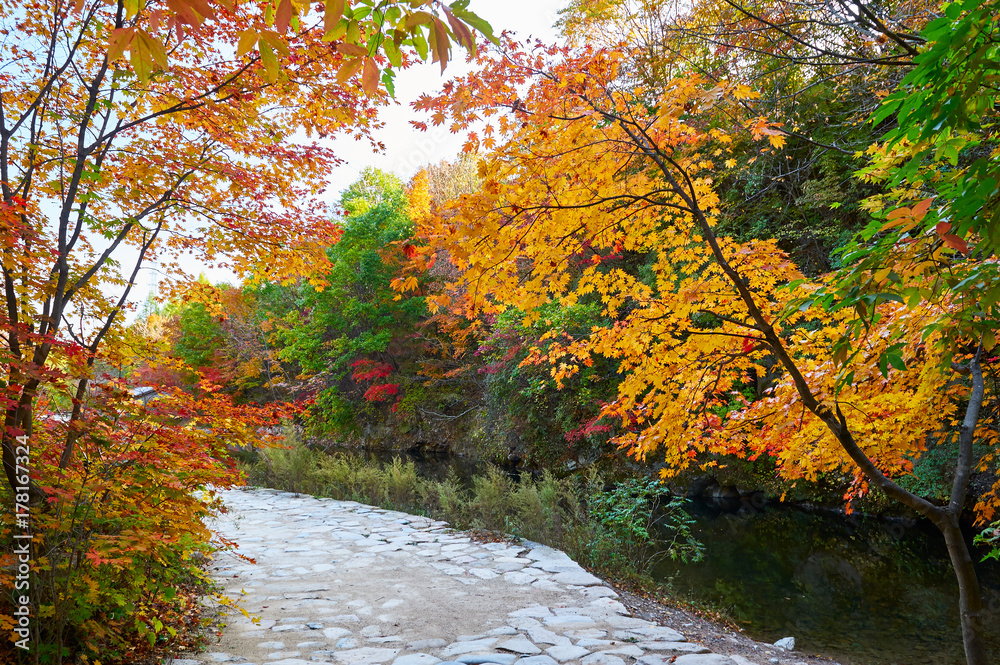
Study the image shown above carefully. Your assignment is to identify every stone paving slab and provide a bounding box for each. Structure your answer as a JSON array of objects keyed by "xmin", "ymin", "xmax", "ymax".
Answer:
[{"xmin": 167, "ymin": 489, "xmax": 752, "ymax": 665}]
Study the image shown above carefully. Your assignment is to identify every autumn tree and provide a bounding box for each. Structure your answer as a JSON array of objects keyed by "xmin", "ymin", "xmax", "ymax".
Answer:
[
  {"xmin": 405, "ymin": 31, "xmax": 997, "ymax": 664},
  {"xmin": 555, "ymin": 0, "xmax": 940, "ymax": 273},
  {"xmin": 0, "ymin": 0, "xmax": 490, "ymax": 658}
]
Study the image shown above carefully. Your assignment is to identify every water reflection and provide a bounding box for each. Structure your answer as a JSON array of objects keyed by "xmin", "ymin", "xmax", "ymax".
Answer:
[{"xmin": 653, "ymin": 500, "xmax": 1000, "ymax": 665}]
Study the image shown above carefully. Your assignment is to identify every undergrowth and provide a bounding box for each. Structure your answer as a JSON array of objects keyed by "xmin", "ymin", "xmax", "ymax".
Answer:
[{"xmin": 239, "ymin": 438, "xmax": 703, "ymax": 583}]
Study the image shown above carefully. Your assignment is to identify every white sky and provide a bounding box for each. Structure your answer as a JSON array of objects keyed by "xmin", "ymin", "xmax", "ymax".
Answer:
[
  {"xmin": 325, "ymin": 0, "xmax": 568, "ymax": 191},
  {"xmin": 137, "ymin": 1, "xmax": 568, "ymax": 306}
]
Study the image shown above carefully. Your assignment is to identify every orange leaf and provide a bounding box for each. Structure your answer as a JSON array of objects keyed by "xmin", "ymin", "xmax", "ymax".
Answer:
[
  {"xmin": 165, "ymin": 0, "xmax": 203, "ymax": 26},
  {"xmin": 935, "ymin": 221, "xmax": 952, "ymax": 235},
  {"xmin": 236, "ymin": 29, "xmax": 258, "ymax": 58},
  {"xmin": 275, "ymin": 0, "xmax": 293, "ymax": 34},
  {"xmin": 911, "ymin": 198, "xmax": 933, "ymax": 221},
  {"xmin": 325, "ymin": 0, "xmax": 345, "ymax": 33},
  {"xmin": 942, "ymin": 233, "xmax": 969, "ymax": 254},
  {"xmin": 361, "ymin": 56, "xmax": 378, "ymax": 96},
  {"xmin": 107, "ymin": 27, "xmax": 135, "ymax": 62},
  {"xmin": 336, "ymin": 43, "xmax": 368, "ymax": 57},
  {"xmin": 336, "ymin": 57, "xmax": 363, "ymax": 84},
  {"xmin": 444, "ymin": 8, "xmax": 475, "ymax": 50},
  {"xmin": 880, "ymin": 217, "xmax": 915, "ymax": 232},
  {"xmin": 885, "ymin": 206, "xmax": 910, "ymax": 220}
]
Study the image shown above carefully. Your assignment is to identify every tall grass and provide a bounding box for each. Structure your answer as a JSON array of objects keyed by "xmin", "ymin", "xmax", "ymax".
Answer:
[{"xmin": 240, "ymin": 440, "xmax": 702, "ymax": 582}]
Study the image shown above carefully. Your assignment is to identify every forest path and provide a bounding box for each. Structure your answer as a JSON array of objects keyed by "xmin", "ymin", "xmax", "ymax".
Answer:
[{"xmin": 166, "ymin": 488, "xmax": 753, "ymax": 665}]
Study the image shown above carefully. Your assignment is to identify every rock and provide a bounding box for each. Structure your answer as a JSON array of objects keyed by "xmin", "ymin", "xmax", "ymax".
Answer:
[
  {"xmin": 543, "ymin": 615, "xmax": 595, "ymax": 628},
  {"xmin": 602, "ymin": 646, "xmax": 644, "ymax": 658},
  {"xmin": 393, "ymin": 654, "xmax": 442, "ymax": 665},
  {"xmin": 297, "ymin": 642, "xmax": 324, "ymax": 648},
  {"xmin": 470, "ymin": 568, "xmax": 499, "ymax": 580},
  {"xmin": 273, "ymin": 625, "xmax": 309, "ymax": 633},
  {"xmin": 496, "ymin": 637, "xmax": 542, "ymax": 655},
  {"xmin": 532, "ymin": 560, "xmax": 581, "ymax": 573},
  {"xmin": 336, "ymin": 638, "xmax": 359, "ymax": 649},
  {"xmin": 333, "ymin": 648, "xmax": 400, "ymax": 664},
  {"xmin": 673, "ymin": 657, "xmax": 737, "ymax": 665},
  {"xmin": 773, "ymin": 637, "xmax": 795, "ymax": 651},
  {"xmin": 167, "ymin": 661, "xmax": 202, "ymax": 665},
  {"xmin": 514, "ymin": 656, "xmax": 559, "ymax": 665},
  {"xmin": 269, "ymin": 653, "xmax": 301, "ymax": 660},
  {"xmin": 728, "ymin": 657, "xmax": 760, "ymax": 665},
  {"xmin": 440, "ymin": 640, "xmax": 499, "ymax": 657},
  {"xmin": 587, "ymin": 598, "xmax": 629, "ymax": 615},
  {"xmin": 551, "ymin": 572, "xmax": 604, "ymax": 587},
  {"xmin": 604, "ymin": 616, "xmax": 654, "ymax": 629},
  {"xmin": 503, "ymin": 572, "xmax": 537, "ymax": 585},
  {"xmin": 545, "ymin": 645, "xmax": 590, "ymax": 662},
  {"xmin": 456, "ymin": 655, "xmax": 518, "ymax": 665},
  {"xmin": 323, "ymin": 628, "xmax": 351, "ymax": 640},
  {"xmin": 406, "ymin": 639, "xmax": 449, "ymax": 651},
  {"xmin": 487, "ymin": 627, "xmax": 519, "ymax": 637},
  {"xmin": 306, "ymin": 622, "xmax": 324, "ymax": 630},
  {"xmin": 580, "ymin": 653, "xmax": 625, "ymax": 665},
  {"xmin": 258, "ymin": 643, "xmax": 286, "ymax": 650},
  {"xmin": 637, "ymin": 643, "xmax": 709, "ymax": 654},
  {"xmin": 523, "ymin": 544, "xmax": 570, "ymax": 561},
  {"xmin": 327, "ymin": 614, "xmax": 361, "ymax": 623},
  {"xmin": 205, "ymin": 654, "xmax": 236, "ymax": 662},
  {"xmin": 525, "ymin": 627, "xmax": 570, "ymax": 646},
  {"xmin": 582, "ymin": 587, "xmax": 618, "ymax": 600}
]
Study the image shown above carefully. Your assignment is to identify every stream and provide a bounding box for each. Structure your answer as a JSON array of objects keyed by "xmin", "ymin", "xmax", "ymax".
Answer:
[
  {"xmin": 653, "ymin": 498, "xmax": 1000, "ymax": 664},
  {"xmin": 321, "ymin": 447, "xmax": 1000, "ymax": 664}
]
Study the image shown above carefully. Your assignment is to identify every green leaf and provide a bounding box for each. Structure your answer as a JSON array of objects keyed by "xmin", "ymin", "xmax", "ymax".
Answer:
[
  {"xmin": 381, "ymin": 69, "xmax": 396, "ymax": 98},
  {"xmin": 449, "ymin": 2, "xmax": 497, "ymax": 44},
  {"xmin": 259, "ymin": 41, "xmax": 278, "ymax": 83},
  {"xmin": 382, "ymin": 35, "xmax": 402, "ymax": 68}
]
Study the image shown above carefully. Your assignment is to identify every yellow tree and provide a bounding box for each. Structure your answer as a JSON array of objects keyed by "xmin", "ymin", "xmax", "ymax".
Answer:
[{"xmin": 403, "ymin": 39, "xmax": 996, "ymax": 665}]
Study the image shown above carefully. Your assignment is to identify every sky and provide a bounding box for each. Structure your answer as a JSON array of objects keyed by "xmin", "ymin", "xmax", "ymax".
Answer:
[
  {"xmin": 325, "ymin": 0, "xmax": 568, "ymax": 192},
  {"xmin": 139, "ymin": 0, "xmax": 569, "ymax": 301}
]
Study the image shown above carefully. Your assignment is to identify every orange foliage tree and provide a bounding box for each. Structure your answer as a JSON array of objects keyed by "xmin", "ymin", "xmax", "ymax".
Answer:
[
  {"xmin": 402, "ymin": 38, "xmax": 996, "ymax": 664},
  {"xmin": 0, "ymin": 0, "xmax": 489, "ymax": 659}
]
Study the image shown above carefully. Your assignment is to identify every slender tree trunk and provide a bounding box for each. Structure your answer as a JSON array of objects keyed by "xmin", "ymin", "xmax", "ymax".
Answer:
[{"xmin": 939, "ymin": 514, "xmax": 989, "ymax": 665}]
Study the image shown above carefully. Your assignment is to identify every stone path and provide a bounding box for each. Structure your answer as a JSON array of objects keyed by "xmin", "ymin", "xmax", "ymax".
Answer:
[{"xmin": 170, "ymin": 488, "xmax": 764, "ymax": 665}]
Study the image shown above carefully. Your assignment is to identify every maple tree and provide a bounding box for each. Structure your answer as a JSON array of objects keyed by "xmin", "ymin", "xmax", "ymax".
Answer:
[
  {"xmin": 555, "ymin": 0, "xmax": 940, "ymax": 273},
  {"xmin": 401, "ymin": 31, "xmax": 997, "ymax": 664},
  {"xmin": 0, "ymin": 0, "xmax": 491, "ymax": 658}
]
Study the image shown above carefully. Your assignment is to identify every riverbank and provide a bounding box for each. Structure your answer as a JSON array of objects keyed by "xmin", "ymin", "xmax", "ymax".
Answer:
[
  {"xmin": 235, "ymin": 442, "xmax": 1000, "ymax": 664},
  {"xmin": 178, "ymin": 488, "xmax": 832, "ymax": 665}
]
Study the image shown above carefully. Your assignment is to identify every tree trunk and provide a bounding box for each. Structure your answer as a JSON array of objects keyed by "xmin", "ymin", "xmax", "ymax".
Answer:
[{"xmin": 938, "ymin": 514, "xmax": 990, "ymax": 665}]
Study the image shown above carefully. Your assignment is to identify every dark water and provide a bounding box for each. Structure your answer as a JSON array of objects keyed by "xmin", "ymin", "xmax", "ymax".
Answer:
[
  {"xmin": 652, "ymin": 500, "xmax": 1000, "ymax": 665},
  {"xmin": 322, "ymin": 447, "xmax": 1000, "ymax": 664}
]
